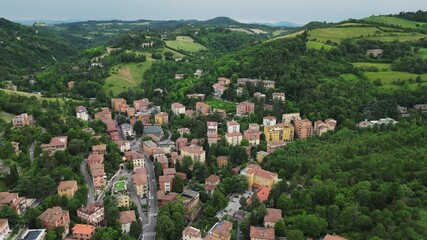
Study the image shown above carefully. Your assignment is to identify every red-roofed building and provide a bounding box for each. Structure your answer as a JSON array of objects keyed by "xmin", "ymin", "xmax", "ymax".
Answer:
[
  {"xmin": 182, "ymin": 226, "xmax": 202, "ymax": 240},
  {"xmin": 134, "ymin": 99, "xmax": 151, "ymax": 112},
  {"xmin": 159, "ymin": 175, "xmax": 174, "ymax": 193},
  {"xmin": 324, "ymin": 234, "xmax": 348, "ymax": 240},
  {"xmin": 205, "ymin": 175, "xmax": 220, "ymax": 194},
  {"xmin": 264, "ymin": 208, "xmax": 282, "ymax": 228},
  {"xmin": 87, "ymin": 154, "xmax": 104, "ymax": 168},
  {"xmin": 196, "ymin": 102, "xmax": 210, "ymax": 116},
  {"xmin": 72, "ymin": 224, "xmax": 96, "ymax": 240},
  {"xmin": 250, "ymin": 226, "xmax": 274, "ymax": 240},
  {"xmin": 236, "ymin": 101, "xmax": 255, "ymax": 115},
  {"xmin": 92, "ymin": 144, "xmax": 106, "ymax": 154},
  {"xmin": 41, "ymin": 136, "xmax": 67, "ymax": 156},
  {"xmin": 241, "ymin": 164, "xmax": 279, "ymax": 190}
]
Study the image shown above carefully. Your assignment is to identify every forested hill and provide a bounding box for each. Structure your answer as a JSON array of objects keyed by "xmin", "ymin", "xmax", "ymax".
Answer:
[{"xmin": 0, "ymin": 18, "xmax": 78, "ymax": 80}]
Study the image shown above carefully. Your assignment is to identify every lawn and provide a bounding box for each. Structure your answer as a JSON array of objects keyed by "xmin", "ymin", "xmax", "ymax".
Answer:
[
  {"xmin": 418, "ymin": 48, "xmax": 427, "ymax": 60},
  {"xmin": 0, "ymin": 111, "xmax": 14, "ymax": 122},
  {"xmin": 307, "ymin": 41, "xmax": 335, "ymax": 50},
  {"xmin": 364, "ymin": 16, "xmax": 427, "ymax": 29},
  {"xmin": 205, "ymin": 97, "xmax": 236, "ymax": 113},
  {"xmin": 364, "ymin": 71, "xmax": 427, "ymax": 90},
  {"xmin": 309, "ymin": 27, "xmax": 381, "ymax": 42},
  {"xmin": 352, "ymin": 62, "xmax": 392, "ymax": 71},
  {"xmin": 103, "ymin": 60, "xmax": 154, "ymax": 96},
  {"xmin": 113, "ymin": 180, "xmax": 126, "ymax": 191},
  {"xmin": 272, "ymin": 29, "xmax": 289, "ymax": 36},
  {"xmin": 165, "ymin": 36, "xmax": 207, "ymax": 52},
  {"xmin": 0, "ymin": 89, "xmax": 67, "ymax": 104},
  {"xmin": 363, "ymin": 33, "xmax": 426, "ymax": 42}
]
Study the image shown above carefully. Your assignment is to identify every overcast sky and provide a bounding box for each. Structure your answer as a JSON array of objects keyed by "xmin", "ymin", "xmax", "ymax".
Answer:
[{"xmin": 2, "ymin": 0, "xmax": 426, "ymax": 24}]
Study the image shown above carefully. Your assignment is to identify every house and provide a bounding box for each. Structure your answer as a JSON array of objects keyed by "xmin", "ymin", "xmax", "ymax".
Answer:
[
  {"xmin": 90, "ymin": 164, "xmax": 106, "ymax": 189},
  {"xmin": 158, "ymin": 192, "xmax": 179, "ymax": 207},
  {"xmin": 182, "ymin": 226, "xmax": 202, "ymax": 240},
  {"xmin": 0, "ymin": 219, "xmax": 10, "ymax": 239},
  {"xmin": 163, "ymin": 168, "xmax": 176, "ymax": 176},
  {"xmin": 264, "ymin": 123, "xmax": 294, "ymax": 143},
  {"xmin": 134, "ymin": 99, "xmax": 151, "ymax": 112},
  {"xmin": 0, "ymin": 192, "xmax": 27, "ymax": 215},
  {"xmin": 143, "ymin": 141, "xmax": 157, "ymax": 155},
  {"xmin": 187, "ymin": 94, "xmax": 206, "ymax": 101},
  {"xmin": 282, "ymin": 112, "xmax": 300, "ymax": 124},
  {"xmin": 244, "ymin": 129, "xmax": 261, "ymax": 146},
  {"xmin": 367, "ymin": 49, "xmax": 383, "ymax": 57},
  {"xmin": 132, "ymin": 169, "xmax": 148, "ymax": 197},
  {"xmin": 155, "ymin": 112, "xmax": 169, "ymax": 124},
  {"xmin": 41, "ymin": 136, "xmax": 67, "ymax": 156},
  {"xmin": 175, "ymin": 74, "xmax": 185, "ymax": 80},
  {"xmin": 294, "ymin": 119, "xmax": 313, "ymax": 140},
  {"xmin": 57, "ymin": 180, "xmax": 78, "ymax": 199},
  {"xmin": 226, "ymin": 132, "xmax": 243, "ymax": 146},
  {"xmin": 76, "ymin": 106, "xmax": 89, "ymax": 121},
  {"xmin": 254, "ymin": 92, "xmax": 266, "ymax": 100},
  {"xmin": 207, "ymin": 132, "xmax": 220, "ymax": 146},
  {"xmin": 178, "ymin": 128, "xmax": 191, "ymax": 136},
  {"xmin": 124, "ymin": 151, "xmax": 145, "ymax": 169},
  {"xmin": 213, "ymin": 83, "xmax": 227, "ymax": 98},
  {"xmin": 216, "ymin": 156, "xmax": 228, "ymax": 168},
  {"xmin": 111, "ymin": 98, "xmax": 127, "ymax": 112},
  {"xmin": 181, "ymin": 145, "xmax": 206, "ymax": 163},
  {"xmin": 263, "ymin": 80, "xmax": 275, "ymax": 90},
  {"xmin": 272, "ymin": 92, "xmax": 285, "ymax": 102},
  {"xmin": 324, "ymin": 234, "xmax": 348, "ymax": 240},
  {"xmin": 121, "ymin": 124, "xmax": 135, "ymax": 138},
  {"xmin": 72, "ymin": 224, "xmax": 96, "ymax": 240},
  {"xmin": 256, "ymin": 151, "xmax": 269, "ymax": 163},
  {"xmin": 114, "ymin": 140, "xmax": 131, "ymax": 152},
  {"xmin": 136, "ymin": 113, "xmax": 150, "ymax": 124},
  {"xmin": 153, "ymin": 147, "xmax": 166, "ymax": 160},
  {"xmin": 94, "ymin": 108, "xmax": 112, "ymax": 121},
  {"xmin": 207, "ymin": 121, "xmax": 218, "ymax": 134},
  {"xmin": 126, "ymin": 107, "xmax": 136, "ymax": 117},
  {"xmin": 185, "ymin": 109, "xmax": 195, "ymax": 117},
  {"xmin": 92, "ymin": 144, "xmax": 107, "ymax": 154},
  {"xmin": 194, "ymin": 69, "xmax": 204, "ymax": 77},
  {"xmin": 227, "ymin": 121, "xmax": 240, "ymax": 133},
  {"xmin": 241, "ymin": 164, "xmax": 279, "ymax": 190},
  {"xmin": 67, "ymin": 81, "xmax": 75, "ymax": 89},
  {"xmin": 218, "ymin": 77, "xmax": 231, "ymax": 86},
  {"xmin": 179, "ymin": 190, "xmax": 201, "ymax": 221},
  {"xmin": 264, "ymin": 208, "xmax": 282, "ymax": 228},
  {"xmin": 12, "ymin": 113, "xmax": 34, "ymax": 128},
  {"xmin": 196, "ymin": 102, "xmax": 210, "ymax": 116},
  {"xmin": 250, "ymin": 226, "xmax": 275, "ymax": 240},
  {"xmin": 356, "ymin": 118, "xmax": 398, "ymax": 128},
  {"xmin": 414, "ymin": 104, "xmax": 427, "ymax": 111},
  {"xmin": 172, "ymin": 103, "xmax": 186, "ymax": 115},
  {"xmin": 236, "ymin": 101, "xmax": 255, "ymax": 115},
  {"xmin": 236, "ymin": 87, "xmax": 244, "ymax": 96},
  {"xmin": 39, "ymin": 207, "xmax": 70, "ymax": 238},
  {"xmin": 116, "ymin": 193, "xmax": 130, "ymax": 207},
  {"xmin": 159, "ymin": 175, "xmax": 174, "ymax": 193},
  {"xmin": 314, "ymin": 118, "xmax": 337, "ymax": 136},
  {"xmin": 119, "ymin": 211, "xmax": 136, "ymax": 234},
  {"xmin": 267, "ymin": 140, "xmax": 286, "ymax": 153},
  {"xmin": 205, "ymin": 220, "xmax": 233, "ymax": 240},
  {"xmin": 87, "ymin": 154, "xmax": 104, "ymax": 169},
  {"xmin": 263, "ymin": 116, "xmax": 276, "ymax": 127},
  {"xmin": 77, "ymin": 202, "xmax": 104, "ymax": 226},
  {"xmin": 205, "ymin": 175, "xmax": 220, "ymax": 194},
  {"xmin": 237, "ymin": 78, "xmax": 262, "ymax": 86}
]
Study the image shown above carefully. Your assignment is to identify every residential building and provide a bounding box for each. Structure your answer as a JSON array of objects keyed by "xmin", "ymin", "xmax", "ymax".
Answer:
[
  {"xmin": 256, "ymin": 151, "xmax": 269, "ymax": 163},
  {"xmin": 237, "ymin": 78, "xmax": 262, "ymax": 86},
  {"xmin": 159, "ymin": 175, "xmax": 174, "ymax": 193},
  {"xmin": 207, "ymin": 132, "xmax": 220, "ymax": 146},
  {"xmin": 414, "ymin": 104, "xmax": 427, "ymax": 111},
  {"xmin": 119, "ymin": 211, "xmax": 136, "ymax": 234},
  {"xmin": 41, "ymin": 136, "xmax": 67, "ymax": 156},
  {"xmin": 124, "ymin": 150, "xmax": 145, "ymax": 169},
  {"xmin": 250, "ymin": 226, "xmax": 275, "ymax": 240},
  {"xmin": 366, "ymin": 49, "xmax": 383, "ymax": 57},
  {"xmin": 57, "ymin": 180, "xmax": 78, "ymax": 199},
  {"xmin": 77, "ymin": 203, "xmax": 104, "ymax": 226},
  {"xmin": 116, "ymin": 194, "xmax": 130, "ymax": 207},
  {"xmin": 216, "ymin": 156, "xmax": 228, "ymax": 168},
  {"xmin": 136, "ymin": 112, "xmax": 150, "ymax": 124},
  {"xmin": 157, "ymin": 192, "xmax": 179, "ymax": 207},
  {"xmin": 226, "ymin": 132, "xmax": 243, "ymax": 146},
  {"xmin": 172, "ymin": 103, "xmax": 186, "ymax": 115},
  {"xmin": 155, "ymin": 112, "xmax": 169, "ymax": 124},
  {"xmin": 282, "ymin": 112, "xmax": 300, "ymax": 124},
  {"xmin": 39, "ymin": 207, "xmax": 70, "ymax": 238},
  {"xmin": 0, "ymin": 219, "xmax": 9, "ymax": 240},
  {"xmin": 227, "ymin": 121, "xmax": 240, "ymax": 133},
  {"xmin": 180, "ymin": 190, "xmax": 201, "ymax": 221},
  {"xmin": 94, "ymin": 108, "xmax": 112, "ymax": 122},
  {"xmin": 236, "ymin": 101, "xmax": 255, "ymax": 115},
  {"xmin": 176, "ymin": 137, "xmax": 188, "ymax": 150},
  {"xmin": 356, "ymin": 118, "xmax": 398, "ymax": 128},
  {"xmin": 111, "ymin": 98, "xmax": 127, "ymax": 112},
  {"xmin": 12, "ymin": 113, "xmax": 34, "ymax": 128},
  {"xmin": 254, "ymin": 92, "xmax": 266, "ymax": 100},
  {"xmin": 215, "ymin": 109, "xmax": 227, "ymax": 119},
  {"xmin": 294, "ymin": 119, "xmax": 313, "ymax": 140},
  {"xmin": 92, "ymin": 144, "xmax": 106, "ymax": 154},
  {"xmin": 87, "ymin": 154, "xmax": 104, "ymax": 169},
  {"xmin": 121, "ymin": 124, "xmax": 135, "ymax": 138},
  {"xmin": 72, "ymin": 224, "xmax": 96, "ymax": 240},
  {"xmin": 205, "ymin": 175, "xmax": 220, "ymax": 194},
  {"xmin": 181, "ymin": 145, "xmax": 206, "ymax": 163},
  {"xmin": 143, "ymin": 141, "xmax": 157, "ymax": 155},
  {"xmin": 205, "ymin": 220, "xmax": 233, "ymax": 240},
  {"xmin": 196, "ymin": 102, "xmax": 210, "ymax": 116},
  {"xmin": 324, "ymin": 234, "xmax": 348, "ymax": 240},
  {"xmin": 175, "ymin": 74, "xmax": 185, "ymax": 80},
  {"xmin": 236, "ymin": 87, "xmax": 244, "ymax": 96},
  {"xmin": 20, "ymin": 229, "xmax": 46, "ymax": 240},
  {"xmin": 76, "ymin": 106, "xmax": 89, "ymax": 121},
  {"xmin": 115, "ymin": 140, "xmax": 130, "ymax": 152},
  {"xmin": 132, "ymin": 169, "xmax": 148, "ymax": 197},
  {"xmin": 90, "ymin": 164, "xmax": 106, "ymax": 190},
  {"xmin": 213, "ymin": 83, "xmax": 227, "ymax": 98},
  {"xmin": 143, "ymin": 125, "xmax": 163, "ymax": 139},
  {"xmin": 126, "ymin": 107, "xmax": 136, "ymax": 117},
  {"xmin": 178, "ymin": 128, "xmax": 191, "ymax": 136},
  {"xmin": 185, "ymin": 109, "xmax": 195, "ymax": 117},
  {"xmin": 263, "ymin": 80, "xmax": 275, "ymax": 90},
  {"xmin": 241, "ymin": 164, "xmax": 279, "ymax": 190},
  {"xmin": 182, "ymin": 226, "xmax": 202, "ymax": 240},
  {"xmin": 194, "ymin": 69, "xmax": 204, "ymax": 77},
  {"xmin": 242, "ymin": 129, "xmax": 260, "ymax": 146},
  {"xmin": 272, "ymin": 92, "xmax": 285, "ymax": 102},
  {"xmin": 0, "ymin": 192, "xmax": 27, "ymax": 215},
  {"xmin": 263, "ymin": 116, "xmax": 276, "ymax": 127},
  {"xmin": 217, "ymin": 77, "xmax": 231, "ymax": 86},
  {"xmin": 314, "ymin": 118, "xmax": 337, "ymax": 136},
  {"xmin": 264, "ymin": 123, "xmax": 294, "ymax": 143},
  {"xmin": 11, "ymin": 142, "xmax": 19, "ymax": 155},
  {"xmin": 249, "ymin": 123, "xmax": 260, "ymax": 130},
  {"xmin": 163, "ymin": 168, "xmax": 176, "ymax": 176},
  {"xmin": 267, "ymin": 140, "xmax": 286, "ymax": 153},
  {"xmin": 187, "ymin": 94, "xmax": 206, "ymax": 101},
  {"xmin": 207, "ymin": 121, "xmax": 218, "ymax": 134},
  {"xmin": 153, "ymin": 147, "xmax": 166, "ymax": 160},
  {"xmin": 264, "ymin": 208, "xmax": 282, "ymax": 228}
]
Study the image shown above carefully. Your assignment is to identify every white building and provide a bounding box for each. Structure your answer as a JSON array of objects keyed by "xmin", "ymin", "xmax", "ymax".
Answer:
[
  {"xmin": 263, "ymin": 116, "xmax": 277, "ymax": 127},
  {"xmin": 227, "ymin": 121, "xmax": 240, "ymax": 133},
  {"xmin": 75, "ymin": 106, "xmax": 89, "ymax": 121},
  {"xmin": 121, "ymin": 124, "xmax": 135, "ymax": 138}
]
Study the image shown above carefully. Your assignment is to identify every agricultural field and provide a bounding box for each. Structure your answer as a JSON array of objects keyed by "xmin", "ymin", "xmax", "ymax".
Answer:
[
  {"xmin": 363, "ymin": 33, "xmax": 426, "ymax": 42},
  {"xmin": 165, "ymin": 36, "xmax": 207, "ymax": 52},
  {"xmin": 228, "ymin": 28, "xmax": 254, "ymax": 34},
  {"xmin": 268, "ymin": 30, "xmax": 305, "ymax": 42},
  {"xmin": 272, "ymin": 29, "xmax": 289, "ymax": 36},
  {"xmin": 309, "ymin": 27, "xmax": 381, "ymax": 42},
  {"xmin": 364, "ymin": 16, "xmax": 427, "ymax": 29},
  {"xmin": 352, "ymin": 62, "xmax": 392, "ymax": 71},
  {"xmin": 103, "ymin": 60, "xmax": 154, "ymax": 95},
  {"xmin": 364, "ymin": 71, "xmax": 427, "ymax": 90},
  {"xmin": 306, "ymin": 41, "xmax": 335, "ymax": 50},
  {"xmin": 205, "ymin": 97, "xmax": 236, "ymax": 113},
  {"xmin": 418, "ymin": 47, "xmax": 427, "ymax": 59},
  {"xmin": 0, "ymin": 89, "xmax": 67, "ymax": 104}
]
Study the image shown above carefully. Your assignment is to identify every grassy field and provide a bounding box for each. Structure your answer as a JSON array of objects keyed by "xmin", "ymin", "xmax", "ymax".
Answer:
[
  {"xmin": 418, "ymin": 48, "xmax": 427, "ymax": 60},
  {"xmin": 364, "ymin": 71, "xmax": 427, "ymax": 90},
  {"xmin": 0, "ymin": 111, "xmax": 14, "ymax": 122},
  {"xmin": 309, "ymin": 27, "xmax": 381, "ymax": 42},
  {"xmin": 352, "ymin": 62, "xmax": 392, "ymax": 71},
  {"xmin": 205, "ymin": 97, "xmax": 236, "ymax": 113},
  {"xmin": 268, "ymin": 30, "xmax": 305, "ymax": 42},
  {"xmin": 0, "ymin": 89, "xmax": 67, "ymax": 104},
  {"xmin": 113, "ymin": 180, "xmax": 126, "ymax": 191},
  {"xmin": 307, "ymin": 41, "xmax": 335, "ymax": 50},
  {"xmin": 364, "ymin": 16, "xmax": 426, "ymax": 29},
  {"xmin": 103, "ymin": 60, "xmax": 154, "ymax": 95},
  {"xmin": 165, "ymin": 36, "xmax": 207, "ymax": 52},
  {"xmin": 363, "ymin": 33, "xmax": 426, "ymax": 42},
  {"xmin": 272, "ymin": 29, "xmax": 289, "ymax": 36}
]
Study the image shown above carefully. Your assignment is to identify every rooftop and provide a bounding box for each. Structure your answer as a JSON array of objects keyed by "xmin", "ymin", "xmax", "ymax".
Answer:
[
  {"xmin": 264, "ymin": 208, "xmax": 282, "ymax": 223},
  {"xmin": 119, "ymin": 210, "xmax": 136, "ymax": 224},
  {"xmin": 57, "ymin": 180, "xmax": 77, "ymax": 191},
  {"xmin": 72, "ymin": 224, "xmax": 96, "ymax": 235},
  {"xmin": 250, "ymin": 226, "xmax": 275, "ymax": 240}
]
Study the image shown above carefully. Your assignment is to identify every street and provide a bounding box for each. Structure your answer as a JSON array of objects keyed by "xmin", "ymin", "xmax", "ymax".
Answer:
[{"xmin": 80, "ymin": 158, "xmax": 95, "ymax": 206}]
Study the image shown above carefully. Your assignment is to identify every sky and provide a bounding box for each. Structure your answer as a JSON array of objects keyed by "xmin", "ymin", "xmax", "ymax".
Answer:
[{"xmin": 1, "ymin": 0, "xmax": 427, "ymax": 24}]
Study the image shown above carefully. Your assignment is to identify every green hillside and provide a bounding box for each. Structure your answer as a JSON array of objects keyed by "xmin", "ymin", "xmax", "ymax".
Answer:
[{"xmin": 364, "ymin": 16, "xmax": 427, "ymax": 30}]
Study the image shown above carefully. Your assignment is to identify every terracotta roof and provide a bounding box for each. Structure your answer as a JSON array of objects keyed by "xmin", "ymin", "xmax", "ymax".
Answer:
[
  {"xmin": 227, "ymin": 121, "xmax": 239, "ymax": 126},
  {"xmin": 250, "ymin": 226, "xmax": 275, "ymax": 240},
  {"xmin": 264, "ymin": 116, "xmax": 276, "ymax": 120},
  {"xmin": 226, "ymin": 132, "xmax": 242, "ymax": 137},
  {"xmin": 0, "ymin": 192, "xmax": 18, "ymax": 204},
  {"xmin": 159, "ymin": 175, "xmax": 174, "ymax": 183},
  {"xmin": 324, "ymin": 234, "xmax": 348, "ymax": 240},
  {"xmin": 39, "ymin": 206, "xmax": 69, "ymax": 223},
  {"xmin": 0, "ymin": 219, "xmax": 8, "ymax": 228},
  {"xmin": 119, "ymin": 210, "xmax": 136, "ymax": 224},
  {"xmin": 158, "ymin": 192, "xmax": 179, "ymax": 201},
  {"xmin": 264, "ymin": 208, "xmax": 282, "ymax": 223},
  {"xmin": 163, "ymin": 168, "xmax": 176, "ymax": 176},
  {"xmin": 134, "ymin": 167, "xmax": 147, "ymax": 175},
  {"xmin": 132, "ymin": 173, "xmax": 148, "ymax": 185},
  {"xmin": 256, "ymin": 186, "xmax": 271, "ymax": 203},
  {"xmin": 182, "ymin": 226, "xmax": 202, "ymax": 238},
  {"xmin": 181, "ymin": 145, "xmax": 204, "ymax": 155},
  {"xmin": 216, "ymin": 156, "xmax": 228, "ymax": 161},
  {"xmin": 77, "ymin": 203, "xmax": 103, "ymax": 215},
  {"xmin": 88, "ymin": 154, "xmax": 104, "ymax": 163},
  {"xmin": 57, "ymin": 180, "xmax": 77, "ymax": 191},
  {"xmin": 72, "ymin": 224, "xmax": 96, "ymax": 235},
  {"xmin": 206, "ymin": 175, "xmax": 220, "ymax": 184},
  {"xmin": 172, "ymin": 102, "xmax": 184, "ymax": 108}
]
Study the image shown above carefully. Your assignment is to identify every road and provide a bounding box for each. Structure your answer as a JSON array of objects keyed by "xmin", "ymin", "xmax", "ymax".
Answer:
[
  {"xmin": 29, "ymin": 141, "xmax": 36, "ymax": 165},
  {"xmin": 80, "ymin": 159, "xmax": 95, "ymax": 206}
]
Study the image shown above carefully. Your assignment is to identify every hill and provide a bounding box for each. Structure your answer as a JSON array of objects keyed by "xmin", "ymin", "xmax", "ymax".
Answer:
[{"xmin": 0, "ymin": 18, "xmax": 78, "ymax": 80}]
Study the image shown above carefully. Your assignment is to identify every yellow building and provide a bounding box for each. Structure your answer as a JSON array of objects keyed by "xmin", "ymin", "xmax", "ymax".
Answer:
[
  {"xmin": 241, "ymin": 164, "xmax": 279, "ymax": 189},
  {"xmin": 57, "ymin": 180, "xmax": 78, "ymax": 199},
  {"xmin": 264, "ymin": 123, "xmax": 294, "ymax": 143},
  {"xmin": 117, "ymin": 194, "xmax": 130, "ymax": 207}
]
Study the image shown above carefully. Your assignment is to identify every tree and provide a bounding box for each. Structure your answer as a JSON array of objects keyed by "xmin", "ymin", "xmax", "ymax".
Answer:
[
  {"xmin": 45, "ymin": 230, "xmax": 57, "ymax": 240},
  {"xmin": 287, "ymin": 229, "xmax": 305, "ymax": 240},
  {"xmin": 276, "ymin": 193, "xmax": 294, "ymax": 212},
  {"xmin": 5, "ymin": 164, "xmax": 19, "ymax": 186},
  {"xmin": 93, "ymin": 227, "xmax": 120, "ymax": 240},
  {"xmin": 172, "ymin": 176, "xmax": 184, "ymax": 193},
  {"xmin": 133, "ymin": 121, "xmax": 144, "ymax": 136},
  {"xmin": 287, "ymin": 214, "xmax": 327, "ymax": 237},
  {"xmin": 129, "ymin": 221, "xmax": 142, "ymax": 239},
  {"xmin": 275, "ymin": 219, "xmax": 286, "ymax": 237}
]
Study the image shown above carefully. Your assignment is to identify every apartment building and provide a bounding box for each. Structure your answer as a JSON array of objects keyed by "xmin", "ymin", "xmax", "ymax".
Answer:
[
  {"xmin": 57, "ymin": 180, "xmax": 78, "ymax": 199},
  {"xmin": 182, "ymin": 226, "xmax": 202, "ymax": 240},
  {"xmin": 41, "ymin": 136, "xmax": 68, "ymax": 156},
  {"xmin": 12, "ymin": 113, "xmax": 34, "ymax": 128},
  {"xmin": 264, "ymin": 123, "xmax": 294, "ymax": 143},
  {"xmin": 196, "ymin": 102, "xmax": 210, "ymax": 116},
  {"xmin": 181, "ymin": 145, "xmax": 206, "ymax": 163},
  {"xmin": 0, "ymin": 192, "xmax": 27, "ymax": 215},
  {"xmin": 267, "ymin": 140, "xmax": 286, "ymax": 153},
  {"xmin": 39, "ymin": 207, "xmax": 70, "ymax": 238},
  {"xmin": 75, "ymin": 106, "xmax": 89, "ymax": 121},
  {"xmin": 236, "ymin": 101, "xmax": 255, "ymax": 115},
  {"xmin": 250, "ymin": 226, "xmax": 275, "ymax": 240},
  {"xmin": 295, "ymin": 119, "xmax": 313, "ymax": 139},
  {"xmin": 171, "ymin": 102, "xmax": 186, "ymax": 115},
  {"xmin": 111, "ymin": 98, "xmax": 127, "ymax": 112},
  {"xmin": 282, "ymin": 112, "xmax": 300, "ymax": 124},
  {"xmin": 119, "ymin": 210, "xmax": 136, "ymax": 233},
  {"xmin": 264, "ymin": 208, "xmax": 282, "ymax": 228},
  {"xmin": 155, "ymin": 112, "xmax": 169, "ymax": 125},
  {"xmin": 263, "ymin": 116, "xmax": 276, "ymax": 127},
  {"xmin": 77, "ymin": 202, "xmax": 104, "ymax": 226},
  {"xmin": 243, "ymin": 129, "xmax": 261, "ymax": 146},
  {"xmin": 227, "ymin": 121, "xmax": 240, "ymax": 133},
  {"xmin": 241, "ymin": 164, "xmax": 279, "ymax": 190},
  {"xmin": 134, "ymin": 99, "xmax": 151, "ymax": 112}
]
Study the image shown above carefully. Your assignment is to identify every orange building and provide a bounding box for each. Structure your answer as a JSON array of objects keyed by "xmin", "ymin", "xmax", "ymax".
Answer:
[
  {"xmin": 111, "ymin": 98, "xmax": 127, "ymax": 112},
  {"xmin": 155, "ymin": 112, "xmax": 169, "ymax": 124},
  {"xmin": 72, "ymin": 224, "xmax": 96, "ymax": 240},
  {"xmin": 241, "ymin": 164, "xmax": 279, "ymax": 190},
  {"xmin": 39, "ymin": 207, "xmax": 70, "ymax": 238},
  {"xmin": 294, "ymin": 119, "xmax": 313, "ymax": 139},
  {"xmin": 196, "ymin": 102, "xmax": 210, "ymax": 116},
  {"xmin": 57, "ymin": 180, "xmax": 78, "ymax": 199}
]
